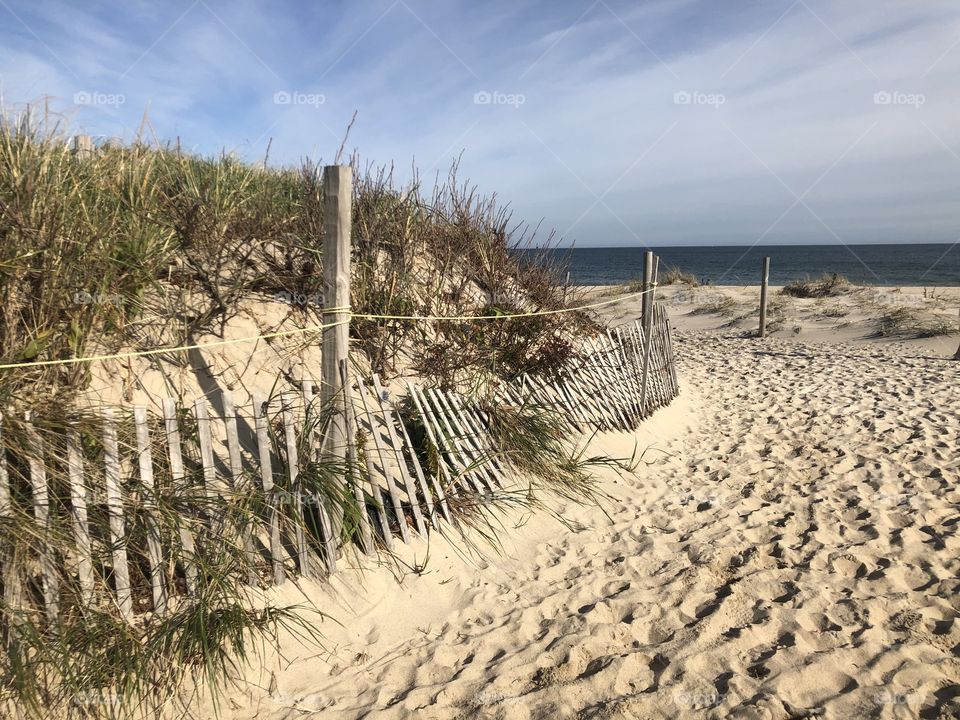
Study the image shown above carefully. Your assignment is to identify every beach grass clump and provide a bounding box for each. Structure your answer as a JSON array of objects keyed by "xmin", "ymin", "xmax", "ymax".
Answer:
[
  {"xmin": 691, "ymin": 294, "xmax": 738, "ymax": 316},
  {"xmin": 0, "ymin": 398, "xmax": 350, "ymax": 720},
  {"xmin": 871, "ymin": 307, "xmax": 956, "ymax": 339},
  {"xmin": 659, "ymin": 266, "xmax": 699, "ymax": 287},
  {"xmin": 0, "ymin": 115, "xmax": 582, "ymax": 405},
  {"xmin": 781, "ymin": 273, "xmax": 850, "ymax": 298}
]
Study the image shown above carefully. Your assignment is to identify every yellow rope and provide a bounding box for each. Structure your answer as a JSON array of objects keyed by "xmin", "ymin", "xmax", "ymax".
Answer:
[{"xmin": 0, "ymin": 287, "xmax": 655, "ymax": 371}]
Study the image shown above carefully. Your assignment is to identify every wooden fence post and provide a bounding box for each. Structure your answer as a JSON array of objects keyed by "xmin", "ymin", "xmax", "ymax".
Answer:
[
  {"xmin": 321, "ymin": 165, "xmax": 352, "ymax": 542},
  {"xmin": 759, "ymin": 256, "xmax": 771, "ymax": 338},
  {"xmin": 71, "ymin": 134, "xmax": 93, "ymax": 160},
  {"xmin": 642, "ymin": 250, "xmax": 654, "ymax": 327},
  {"xmin": 102, "ymin": 409, "xmax": 132, "ymax": 621},
  {"xmin": 640, "ymin": 256, "xmax": 660, "ymax": 415}
]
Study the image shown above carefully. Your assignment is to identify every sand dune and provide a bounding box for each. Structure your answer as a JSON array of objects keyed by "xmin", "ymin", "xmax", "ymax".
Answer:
[{"xmin": 216, "ymin": 306, "xmax": 959, "ymax": 720}]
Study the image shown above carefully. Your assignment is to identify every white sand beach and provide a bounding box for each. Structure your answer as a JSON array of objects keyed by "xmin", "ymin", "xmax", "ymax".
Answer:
[{"xmin": 208, "ymin": 286, "xmax": 959, "ymax": 720}]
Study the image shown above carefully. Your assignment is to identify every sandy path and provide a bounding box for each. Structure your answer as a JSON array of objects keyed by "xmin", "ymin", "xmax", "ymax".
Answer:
[{"xmin": 238, "ymin": 331, "xmax": 959, "ymax": 720}]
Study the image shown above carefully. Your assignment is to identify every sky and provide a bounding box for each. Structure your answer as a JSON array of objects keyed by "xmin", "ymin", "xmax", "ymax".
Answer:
[{"xmin": 1, "ymin": 0, "xmax": 959, "ymax": 247}]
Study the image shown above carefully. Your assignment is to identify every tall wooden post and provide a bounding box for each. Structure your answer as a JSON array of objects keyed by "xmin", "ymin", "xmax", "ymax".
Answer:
[
  {"xmin": 759, "ymin": 256, "xmax": 771, "ymax": 338},
  {"xmin": 642, "ymin": 250, "xmax": 654, "ymax": 327},
  {"xmin": 71, "ymin": 134, "xmax": 93, "ymax": 160},
  {"xmin": 953, "ymin": 308, "xmax": 960, "ymax": 359},
  {"xmin": 321, "ymin": 165, "xmax": 352, "ymax": 540},
  {"xmin": 639, "ymin": 256, "xmax": 660, "ymax": 415}
]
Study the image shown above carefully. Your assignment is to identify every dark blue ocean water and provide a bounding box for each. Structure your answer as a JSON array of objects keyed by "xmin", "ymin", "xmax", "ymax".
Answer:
[{"xmin": 516, "ymin": 244, "xmax": 960, "ymax": 286}]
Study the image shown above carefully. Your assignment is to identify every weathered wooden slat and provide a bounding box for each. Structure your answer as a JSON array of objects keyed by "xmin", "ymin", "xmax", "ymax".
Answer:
[
  {"xmin": 303, "ymin": 378, "xmax": 340, "ymax": 570},
  {"xmin": 588, "ymin": 337, "xmax": 636, "ymax": 428},
  {"xmin": 422, "ymin": 388, "xmax": 486, "ymax": 496},
  {"xmin": 24, "ymin": 413, "xmax": 59, "ymax": 624},
  {"xmin": 373, "ymin": 375, "xmax": 442, "ymax": 530},
  {"xmin": 447, "ymin": 391, "xmax": 510, "ymax": 488},
  {"xmin": 369, "ymin": 376, "xmax": 427, "ymax": 536},
  {"xmin": 408, "ymin": 384, "xmax": 462, "ymax": 502},
  {"xmin": 338, "ymin": 364, "xmax": 374, "ymax": 555},
  {"xmin": 568, "ymin": 353, "xmax": 616, "ymax": 429},
  {"xmin": 612, "ymin": 328, "xmax": 645, "ymax": 421},
  {"xmin": 356, "ymin": 377, "xmax": 410, "ymax": 543},
  {"xmin": 221, "ymin": 391, "xmax": 258, "ymax": 585},
  {"xmin": 162, "ymin": 398, "xmax": 198, "ymax": 594},
  {"xmin": 194, "ymin": 398, "xmax": 218, "ymax": 501},
  {"xmin": 281, "ymin": 393, "xmax": 312, "ymax": 578},
  {"xmin": 430, "ymin": 389, "xmax": 497, "ymax": 494},
  {"xmin": 398, "ymin": 384, "xmax": 453, "ymax": 526},
  {"xmin": 582, "ymin": 346, "xmax": 628, "ymax": 429},
  {"xmin": 0, "ymin": 415, "xmax": 23, "ymax": 621},
  {"xmin": 602, "ymin": 333, "xmax": 642, "ymax": 427},
  {"xmin": 102, "ymin": 409, "xmax": 132, "ymax": 621},
  {"xmin": 133, "ymin": 406, "xmax": 167, "ymax": 614},
  {"xmin": 66, "ymin": 429, "xmax": 94, "ymax": 605},
  {"xmin": 252, "ymin": 393, "xmax": 285, "ymax": 585},
  {"xmin": 446, "ymin": 392, "xmax": 507, "ymax": 483},
  {"xmin": 359, "ymin": 422, "xmax": 394, "ymax": 551}
]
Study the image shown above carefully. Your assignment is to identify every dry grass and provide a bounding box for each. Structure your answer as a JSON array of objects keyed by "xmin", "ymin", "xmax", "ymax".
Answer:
[
  {"xmin": 871, "ymin": 307, "xmax": 957, "ymax": 339},
  {"xmin": 0, "ymin": 112, "xmax": 615, "ymax": 719},
  {"xmin": 659, "ymin": 266, "xmax": 699, "ymax": 287},
  {"xmin": 781, "ymin": 273, "xmax": 851, "ymax": 298},
  {"xmin": 692, "ymin": 294, "xmax": 738, "ymax": 316}
]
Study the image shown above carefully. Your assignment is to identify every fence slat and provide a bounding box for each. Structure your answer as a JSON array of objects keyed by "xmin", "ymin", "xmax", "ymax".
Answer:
[
  {"xmin": 302, "ymin": 380, "xmax": 339, "ymax": 571},
  {"xmin": 281, "ymin": 393, "xmax": 312, "ymax": 578},
  {"xmin": 359, "ymin": 421, "xmax": 394, "ymax": 551},
  {"xmin": 222, "ymin": 391, "xmax": 258, "ymax": 585},
  {"xmin": 0, "ymin": 415, "xmax": 24, "ymax": 624},
  {"xmin": 441, "ymin": 388, "xmax": 501, "ymax": 489},
  {"xmin": 194, "ymin": 398, "xmax": 218, "ymax": 499},
  {"xmin": 369, "ymin": 376, "xmax": 427, "ymax": 536},
  {"xmin": 447, "ymin": 392, "xmax": 509, "ymax": 485},
  {"xmin": 408, "ymin": 384, "xmax": 461, "ymax": 503},
  {"xmin": 24, "ymin": 413, "xmax": 58, "ymax": 625},
  {"xmin": 133, "ymin": 406, "xmax": 167, "ymax": 614},
  {"xmin": 161, "ymin": 398, "xmax": 198, "ymax": 595},
  {"xmin": 376, "ymin": 376, "xmax": 446, "ymax": 528},
  {"xmin": 66, "ymin": 429, "xmax": 94, "ymax": 605},
  {"xmin": 338, "ymin": 364, "xmax": 373, "ymax": 555},
  {"xmin": 421, "ymin": 388, "xmax": 484, "ymax": 495},
  {"xmin": 399, "ymin": 384, "xmax": 453, "ymax": 526},
  {"xmin": 253, "ymin": 393, "xmax": 285, "ymax": 585},
  {"xmin": 357, "ymin": 377, "xmax": 410, "ymax": 543},
  {"xmin": 102, "ymin": 409, "xmax": 132, "ymax": 621}
]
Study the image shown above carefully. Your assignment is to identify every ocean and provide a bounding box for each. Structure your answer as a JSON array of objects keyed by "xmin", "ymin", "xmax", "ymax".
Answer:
[{"xmin": 517, "ymin": 244, "xmax": 960, "ymax": 286}]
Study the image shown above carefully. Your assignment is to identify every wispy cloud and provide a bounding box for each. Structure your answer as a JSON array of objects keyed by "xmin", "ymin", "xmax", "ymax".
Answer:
[{"xmin": 1, "ymin": 0, "xmax": 959, "ymax": 246}]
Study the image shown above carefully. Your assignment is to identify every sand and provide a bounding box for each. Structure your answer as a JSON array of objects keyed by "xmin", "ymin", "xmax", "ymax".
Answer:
[{"xmin": 194, "ymin": 285, "xmax": 959, "ymax": 720}]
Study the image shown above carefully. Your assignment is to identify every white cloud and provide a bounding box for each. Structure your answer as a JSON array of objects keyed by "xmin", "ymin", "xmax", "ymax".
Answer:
[{"xmin": 1, "ymin": 0, "xmax": 958, "ymax": 244}]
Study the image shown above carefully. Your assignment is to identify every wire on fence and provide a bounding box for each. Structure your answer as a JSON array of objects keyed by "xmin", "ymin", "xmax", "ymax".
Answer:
[{"xmin": 0, "ymin": 286, "xmax": 657, "ymax": 371}]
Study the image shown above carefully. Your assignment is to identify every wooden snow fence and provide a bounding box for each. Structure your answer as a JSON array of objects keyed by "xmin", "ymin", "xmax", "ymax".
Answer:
[
  {"xmin": 512, "ymin": 301, "xmax": 678, "ymax": 432},
  {"xmin": 0, "ymin": 305, "xmax": 678, "ymax": 629}
]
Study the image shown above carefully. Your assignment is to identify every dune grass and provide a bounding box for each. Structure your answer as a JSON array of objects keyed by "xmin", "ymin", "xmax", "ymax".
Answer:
[
  {"xmin": 0, "ymin": 113, "xmax": 617, "ymax": 718},
  {"xmin": 781, "ymin": 273, "xmax": 850, "ymax": 298}
]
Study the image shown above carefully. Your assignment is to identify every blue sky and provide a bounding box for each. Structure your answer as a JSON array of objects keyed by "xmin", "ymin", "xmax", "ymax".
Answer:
[{"xmin": 1, "ymin": 0, "xmax": 959, "ymax": 247}]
